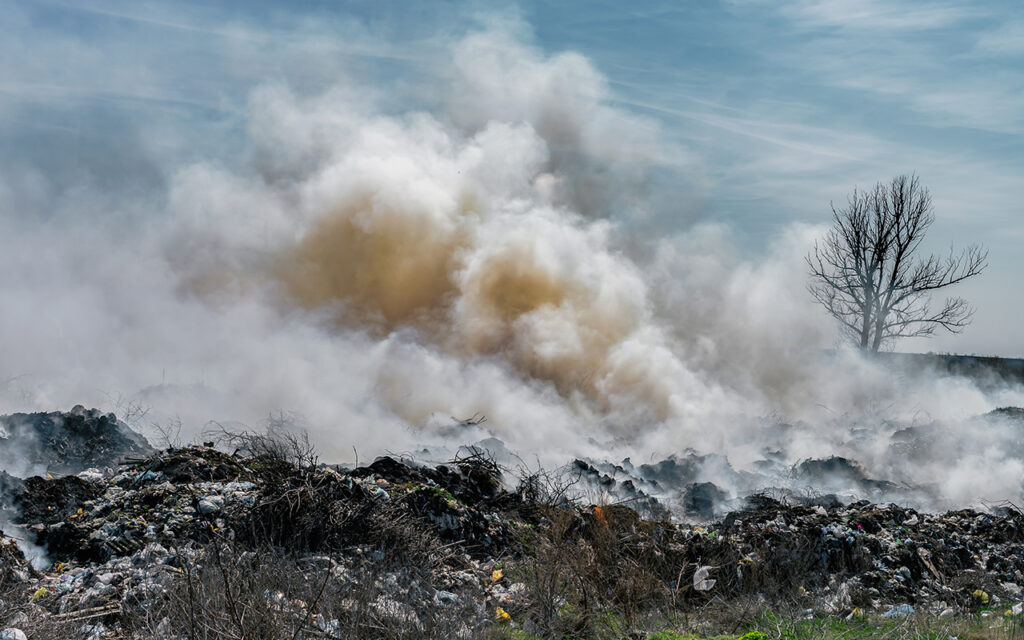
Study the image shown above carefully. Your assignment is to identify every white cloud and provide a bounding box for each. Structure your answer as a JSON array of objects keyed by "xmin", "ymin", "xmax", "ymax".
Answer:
[
  {"xmin": 973, "ymin": 19, "xmax": 1024, "ymax": 57},
  {"xmin": 774, "ymin": 0, "xmax": 970, "ymax": 31}
]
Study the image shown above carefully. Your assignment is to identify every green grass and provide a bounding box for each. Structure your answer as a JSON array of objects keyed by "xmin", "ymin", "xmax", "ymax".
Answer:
[{"xmin": 487, "ymin": 608, "xmax": 1024, "ymax": 640}]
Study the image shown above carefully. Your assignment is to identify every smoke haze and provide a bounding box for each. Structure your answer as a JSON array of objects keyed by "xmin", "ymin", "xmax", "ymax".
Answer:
[{"xmin": 2, "ymin": 12, "xmax": 1023, "ymax": 512}]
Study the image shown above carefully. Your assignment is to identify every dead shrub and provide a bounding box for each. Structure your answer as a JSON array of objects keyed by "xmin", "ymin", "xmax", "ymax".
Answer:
[
  {"xmin": 207, "ymin": 414, "xmax": 319, "ymax": 472},
  {"xmin": 512, "ymin": 501, "xmax": 673, "ymax": 638},
  {"xmin": 132, "ymin": 537, "xmax": 487, "ymax": 640}
]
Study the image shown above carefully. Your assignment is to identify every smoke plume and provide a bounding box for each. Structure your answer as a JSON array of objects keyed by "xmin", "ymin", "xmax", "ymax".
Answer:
[{"xmin": 1, "ymin": 20, "xmax": 1022, "ymax": 512}]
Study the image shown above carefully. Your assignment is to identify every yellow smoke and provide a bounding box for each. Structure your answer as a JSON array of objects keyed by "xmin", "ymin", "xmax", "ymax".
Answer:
[
  {"xmin": 267, "ymin": 189, "xmax": 672, "ymax": 420},
  {"xmin": 274, "ymin": 194, "xmax": 466, "ymax": 329}
]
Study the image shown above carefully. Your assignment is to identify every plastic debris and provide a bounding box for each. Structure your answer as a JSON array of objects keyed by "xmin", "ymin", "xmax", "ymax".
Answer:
[
  {"xmin": 693, "ymin": 565, "xmax": 716, "ymax": 591},
  {"xmin": 883, "ymin": 604, "xmax": 914, "ymax": 618}
]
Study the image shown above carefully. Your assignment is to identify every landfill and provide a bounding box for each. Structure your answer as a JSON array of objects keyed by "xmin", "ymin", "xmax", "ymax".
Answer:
[{"xmin": 3, "ymin": 408, "xmax": 1024, "ymax": 638}]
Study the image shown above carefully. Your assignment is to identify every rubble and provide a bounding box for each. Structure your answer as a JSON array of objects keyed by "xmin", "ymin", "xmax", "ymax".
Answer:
[
  {"xmin": 0, "ymin": 536, "xmax": 32, "ymax": 589},
  {"xmin": 0, "ymin": 407, "xmax": 153, "ymax": 479},
  {"xmin": 3, "ymin": 417, "xmax": 1024, "ymax": 637}
]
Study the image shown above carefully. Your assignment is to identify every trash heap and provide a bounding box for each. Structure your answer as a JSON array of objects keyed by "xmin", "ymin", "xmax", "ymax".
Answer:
[
  {"xmin": 4, "ymin": 410, "xmax": 1024, "ymax": 637},
  {"xmin": 1, "ymin": 536, "xmax": 32, "ymax": 591},
  {"xmin": 571, "ymin": 451, "xmax": 929, "ymax": 523},
  {"xmin": 0, "ymin": 407, "xmax": 153, "ymax": 479},
  {"xmin": 710, "ymin": 495, "xmax": 1024, "ymax": 617},
  {"xmin": 0, "ymin": 443, "xmax": 532, "ymax": 638}
]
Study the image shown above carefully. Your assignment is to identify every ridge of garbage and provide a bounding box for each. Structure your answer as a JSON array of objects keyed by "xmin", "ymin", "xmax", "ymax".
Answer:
[{"xmin": 4, "ymin": 408, "xmax": 1024, "ymax": 638}]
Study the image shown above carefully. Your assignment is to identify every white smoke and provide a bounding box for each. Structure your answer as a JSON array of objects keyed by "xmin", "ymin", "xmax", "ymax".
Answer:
[
  {"xmin": 0, "ymin": 425, "xmax": 49, "ymax": 569},
  {"xmin": 0, "ymin": 21, "xmax": 1022, "ymax": 512},
  {"xmin": 0, "ymin": 515, "xmax": 48, "ymax": 571}
]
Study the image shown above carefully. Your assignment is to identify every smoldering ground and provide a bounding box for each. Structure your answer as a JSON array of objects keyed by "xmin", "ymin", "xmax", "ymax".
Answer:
[{"xmin": 1, "ymin": 17, "xmax": 1023, "ymax": 513}]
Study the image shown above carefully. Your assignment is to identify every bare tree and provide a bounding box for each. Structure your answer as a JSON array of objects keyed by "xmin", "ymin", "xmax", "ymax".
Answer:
[{"xmin": 807, "ymin": 174, "xmax": 987, "ymax": 352}]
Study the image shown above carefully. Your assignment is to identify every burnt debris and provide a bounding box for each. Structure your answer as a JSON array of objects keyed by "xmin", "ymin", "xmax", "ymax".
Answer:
[
  {"xmin": 0, "ymin": 406, "xmax": 153, "ymax": 478},
  {"xmin": 4, "ymin": 411, "xmax": 1024, "ymax": 637},
  {"xmin": 4, "ymin": 442, "xmax": 1024, "ymax": 635}
]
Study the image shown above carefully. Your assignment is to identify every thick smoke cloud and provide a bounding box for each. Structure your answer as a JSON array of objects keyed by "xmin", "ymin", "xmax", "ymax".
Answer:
[
  {"xmin": 169, "ymin": 41, "xmax": 723, "ymax": 432},
  {"xmin": 1, "ymin": 20, "xmax": 1022, "ymax": 511}
]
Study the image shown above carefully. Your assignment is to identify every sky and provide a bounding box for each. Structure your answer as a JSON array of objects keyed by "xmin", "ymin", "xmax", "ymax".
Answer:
[
  {"xmin": 529, "ymin": 0, "xmax": 1024, "ymax": 357},
  {"xmin": 2, "ymin": 0, "xmax": 1021, "ymax": 357}
]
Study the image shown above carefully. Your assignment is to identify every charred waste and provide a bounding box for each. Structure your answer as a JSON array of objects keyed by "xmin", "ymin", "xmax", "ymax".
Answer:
[{"xmin": 3, "ymin": 407, "xmax": 1024, "ymax": 638}]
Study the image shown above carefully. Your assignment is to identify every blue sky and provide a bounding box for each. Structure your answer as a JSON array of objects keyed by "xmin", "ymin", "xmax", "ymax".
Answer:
[
  {"xmin": 2, "ymin": 0, "xmax": 1022, "ymax": 356},
  {"xmin": 530, "ymin": 0, "xmax": 1024, "ymax": 356}
]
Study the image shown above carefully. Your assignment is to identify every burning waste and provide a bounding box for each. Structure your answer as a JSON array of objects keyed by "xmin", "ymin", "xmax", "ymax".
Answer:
[
  {"xmin": 2, "ymin": 405, "xmax": 1024, "ymax": 638},
  {"xmin": 2, "ymin": 14, "xmax": 1024, "ymax": 640}
]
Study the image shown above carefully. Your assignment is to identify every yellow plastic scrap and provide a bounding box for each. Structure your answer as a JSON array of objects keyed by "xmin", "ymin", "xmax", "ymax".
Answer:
[
  {"xmin": 31, "ymin": 587, "xmax": 49, "ymax": 601},
  {"xmin": 495, "ymin": 606, "xmax": 510, "ymax": 622},
  {"xmin": 973, "ymin": 589, "xmax": 990, "ymax": 605},
  {"xmin": 70, "ymin": 507, "xmax": 83, "ymax": 519},
  {"xmin": 491, "ymin": 569, "xmax": 503, "ymax": 583}
]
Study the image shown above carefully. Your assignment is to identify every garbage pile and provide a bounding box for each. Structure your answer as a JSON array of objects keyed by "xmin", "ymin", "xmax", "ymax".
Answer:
[
  {"xmin": 711, "ymin": 495, "xmax": 1024, "ymax": 616},
  {"xmin": 5, "ymin": 409, "xmax": 1024, "ymax": 637},
  {"xmin": 0, "ymin": 537, "xmax": 32, "ymax": 589},
  {"xmin": 0, "ymin": 407, "xmax": 153, "ymax": 479},
  {"xmin": 569, "ymin": 406, "xmax": 1024, "ymax": 523},
  {"xmin": 570, "ymin": 450, "xmax": 910, "ymax": 522},
  {"xmin": 0, "ymin": 441, "xmax": 531, "ymax": 638}
]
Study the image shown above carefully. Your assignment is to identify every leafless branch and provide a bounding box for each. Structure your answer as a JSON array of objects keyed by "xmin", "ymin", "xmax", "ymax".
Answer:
[{"xmin": 807, "ymin": 174, "xmax": 987, "ymax": 351}]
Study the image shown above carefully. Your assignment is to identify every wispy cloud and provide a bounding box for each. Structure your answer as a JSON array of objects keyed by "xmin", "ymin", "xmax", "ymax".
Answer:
[
  {"xmin": 613, "ymin": 95, "xmax": 872, "ymax": 162},
  {"xmin": 769, "ymin": 0, "xmax": 972, "ymax": 31},
  {"xmin": 972, "ymin": 19, "xmax": 1024, "ymax": 57},
  {"xmin": 33, "ymin": 0, "xmax": 261, "ymax": 39},
  {"xmin": 729, "ymin": 0, "xmax": 1024, "ymax": 133}
]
